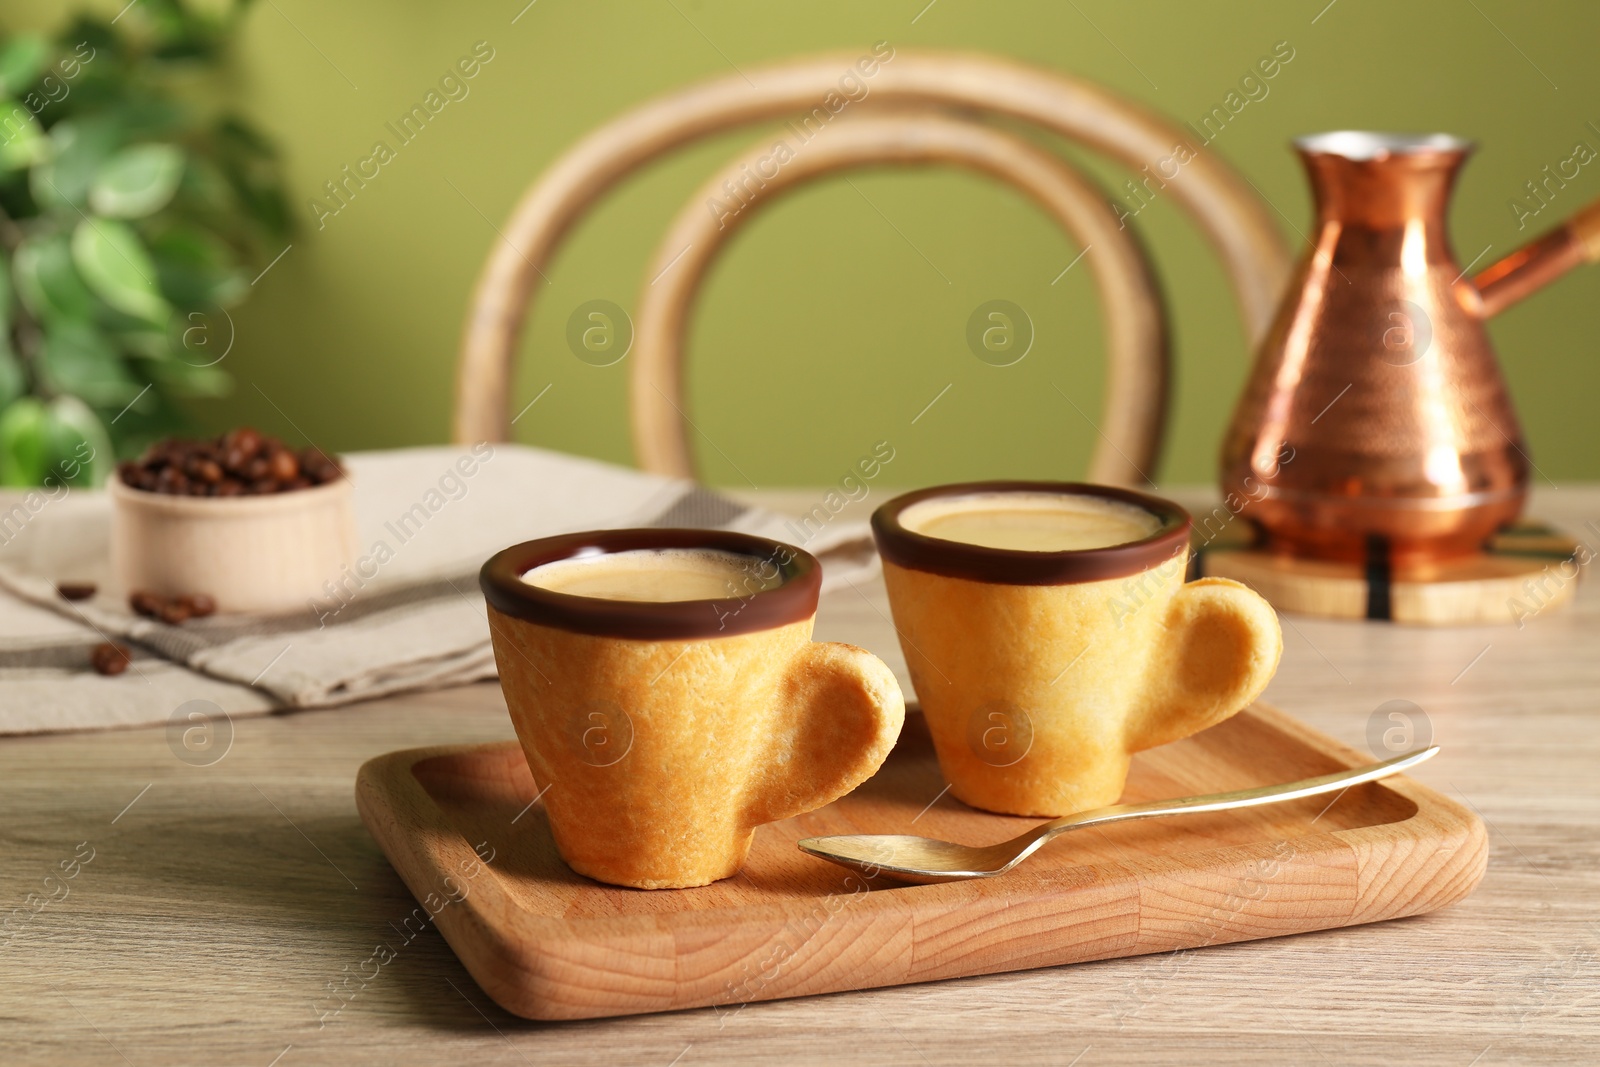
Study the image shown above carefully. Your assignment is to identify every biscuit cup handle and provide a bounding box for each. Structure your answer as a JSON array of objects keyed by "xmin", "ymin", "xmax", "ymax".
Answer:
[
  {"xmin": 1126, "ymin": 577, "xmax": 1283, "ymax": 752},
  {"xmin": 744, "ymin": 642, "xmax": 906, "ymax": 827}
]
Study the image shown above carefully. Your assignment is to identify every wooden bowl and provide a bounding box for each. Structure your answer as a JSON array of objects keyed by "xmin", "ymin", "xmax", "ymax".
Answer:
[{"xmin": 109, "ymin": 476, "xmax": 358, "ymax": 614}]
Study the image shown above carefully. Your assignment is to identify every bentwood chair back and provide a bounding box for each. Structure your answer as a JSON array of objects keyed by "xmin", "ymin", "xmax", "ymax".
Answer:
[{"xmin": 454, "ymin": 50, "xmax": 1291, "ymax": 484}]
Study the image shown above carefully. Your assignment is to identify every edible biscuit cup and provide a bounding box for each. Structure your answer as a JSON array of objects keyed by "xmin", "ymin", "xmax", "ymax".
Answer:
[
  {"xmin": 481, "ymin": 529, "xmax": 904, "ymax": 889},
  {"xmin": 873, "ymin": 482, "xmax": 1283, "ymax": 817}
]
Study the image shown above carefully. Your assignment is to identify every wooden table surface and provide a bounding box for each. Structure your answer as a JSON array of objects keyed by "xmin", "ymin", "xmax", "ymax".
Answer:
[{"xmin": 4, "ymin": 486, "xmax": 1598, "ymax": 1067}]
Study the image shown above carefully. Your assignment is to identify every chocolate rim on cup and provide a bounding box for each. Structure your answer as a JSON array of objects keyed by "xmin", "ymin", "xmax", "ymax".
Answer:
[
  {"xmin": 871, "ymin": 481, "xmax": 1191, "ymax": 585},
  {"xmin": 479, "ymin": 528, "xmax": 821, "ymax": 639}
]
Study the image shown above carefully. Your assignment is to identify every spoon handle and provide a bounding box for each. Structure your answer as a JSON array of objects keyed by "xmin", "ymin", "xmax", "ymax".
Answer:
[{"xmin": 1031, "ymin": 745, "xmax": 1439, "ymax": 846}]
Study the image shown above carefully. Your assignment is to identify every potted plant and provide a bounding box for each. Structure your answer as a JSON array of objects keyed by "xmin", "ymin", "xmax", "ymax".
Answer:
[{"xmin": 0, "ymin": 0, "xmax": 288, "ymax": 494}]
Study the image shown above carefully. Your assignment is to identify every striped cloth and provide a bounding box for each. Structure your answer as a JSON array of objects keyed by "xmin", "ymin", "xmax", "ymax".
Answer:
[{"xmin": 0, "ymin": 445, "xmax": 877, "ymax": 735}]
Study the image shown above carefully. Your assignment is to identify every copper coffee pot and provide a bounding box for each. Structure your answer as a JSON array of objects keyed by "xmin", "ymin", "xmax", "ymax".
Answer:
[{"xmin": 1221, "ymin": 131, "xmax": 1600, "ymax": 564}]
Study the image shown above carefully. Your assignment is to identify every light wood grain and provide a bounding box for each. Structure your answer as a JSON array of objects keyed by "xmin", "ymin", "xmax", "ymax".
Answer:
[
  {"xmin": 3, "ymin": 486, "xmax": 1598, "ymax": 1066},
  {"xmin": 630, "ymin": 112, "xmax": 1166, "ymax": 485},
  {"xmin": 452, "ymin": 50, "xmax": 1291, "ymax": 447},
  {"xmin": 1197, "ymin": 522, "xmax": 1583, "ymax": 625},
  {"xmin": 356, "ymin": 705, "xmax": 1483, "ymax": 1021}
]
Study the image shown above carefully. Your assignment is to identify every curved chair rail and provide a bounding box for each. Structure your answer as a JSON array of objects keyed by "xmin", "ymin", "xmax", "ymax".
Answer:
[
  {"xmin": 454, "ymin": 49, "xmax": 1291, "ymax": 474},
  {"xmin": 631, "ymin": 112, "xmax": 1167, "ymax": 484}
]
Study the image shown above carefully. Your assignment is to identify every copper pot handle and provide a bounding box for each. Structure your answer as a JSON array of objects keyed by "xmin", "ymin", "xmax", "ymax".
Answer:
[{"xmin": 1474, "ymin": 194, "xmax": 1600, "ymax": 318}]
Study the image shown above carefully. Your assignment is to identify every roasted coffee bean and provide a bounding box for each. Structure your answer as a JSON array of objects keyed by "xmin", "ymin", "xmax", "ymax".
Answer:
[
  {"xmin": 267, "ymin": 448, "xmax": 298, "ymax": 482},
  {"xmin": 222, "ymin": 426, "xmax": 264, "ymax": 460},
  {"xmin": 155, "ymin": 466, "xmax": 188, "ymax": 493},
  {"xmin": 130, "ymin": 590, "xmax": 165, "ymax": 617},
  {"xmin": 178, "ymin": 593, "xmax": 217, "ymax": 617},
  {"xmin": 129, "ymin": 589, "xmax": 215, "ymax": 624},
  {"xmin": 90, "ymin": 642, "xmax": 130, "ymax": 676},
  {"xmin": 189, "ymin": 457, "xmax": 224, "ymax": 483},
  {"xmin": 57, "ymin": 582, "xmax": 96, "ymax": 601},
  {"xmin": 120, "ymin": 429, "xmax": 342, "ymax": 497}
]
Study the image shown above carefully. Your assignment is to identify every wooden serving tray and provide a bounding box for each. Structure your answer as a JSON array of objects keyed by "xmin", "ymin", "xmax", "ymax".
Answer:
[{"xmin": 355, "ymin": 704, "xmax": 1486, "ymax": 1021}]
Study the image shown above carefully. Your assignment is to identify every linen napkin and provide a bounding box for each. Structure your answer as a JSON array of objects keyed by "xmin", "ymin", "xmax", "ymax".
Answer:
[{"xmin": 0, "ymin": 444, "xmax": 878, "ymax": 735}]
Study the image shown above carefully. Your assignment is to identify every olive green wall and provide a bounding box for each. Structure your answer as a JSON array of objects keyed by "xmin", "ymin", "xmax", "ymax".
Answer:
[{"xmin": 14, "ymin": 0, "xmax": 1600, "ymax": 485}]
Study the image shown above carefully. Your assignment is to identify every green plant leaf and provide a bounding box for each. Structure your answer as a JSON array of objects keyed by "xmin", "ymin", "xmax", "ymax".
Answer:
[
  {"xmin": 174, "ymin": 154, "xmax": 234, "ymax": 217},
  {"xmin": 30, "ymin": 118, "xmax": 122, "ymax": 214},
  {"xmin": 0, "ymin": 97, "xmax": 47, "ymax": 171},
  {"xmin": 39, "ymin": 320, "xmax": 142, "ymax": 406},
  {"xmin": 71, "ymin": 219, "xmax": 170, "ymax": 324},
  {"xmin": 212, "ymin": 115, "xmax": 292, "ymax": 241},
  {"xmin": 215, "ymin": 114, "xmax": 279, "ymax": 159},
  {"xmin": 141, "ymin": 0, "xmax": 231, "ymax": 63},
  {"xmin": 0, "ymin": 253, "xmax": 12, "ymax": 338},
  {"xmin": 154, "ymin": 356, "xmax": 231, "ymax": 397},
  {"xmin": 13, "ymin": 233, "xmax": 96, "ymax": 323},
  {"xmin": 116, "ymin": 326, "xmax": 174, "ymax": 360},
  {"xmin": 90, "ymin": 143, "xmax": 185, "ymax": 218},
  {"xmin": 0, "ymin": 396, "xmax": 49, "ymax": 487},
  {"xmin": 150, "ymin": 225, "xmax": 247, "ymax": 307},
  {"xmin": 0, "ymin": 342, "xmax": 24, "ymax": 411},
  {"xmin": 43, "ymin": 394, "xmax": 112, "ymax": 487},
  {"xmin": 0, "ymin": 34, "xmax": 49, "ymax": 96},
  {"xmin": 103, "ymin": 98, "xmax": 187, "ymax": 141}
]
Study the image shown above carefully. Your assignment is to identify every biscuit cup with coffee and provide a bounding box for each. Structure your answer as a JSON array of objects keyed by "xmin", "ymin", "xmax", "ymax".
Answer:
[
  {"xmin": 873, "ymin": 482, "xmax": 1282, "ymax": 817},
  {"xmin": 481, "ymin": 529, "xmax": 904, "ymax": 889}
]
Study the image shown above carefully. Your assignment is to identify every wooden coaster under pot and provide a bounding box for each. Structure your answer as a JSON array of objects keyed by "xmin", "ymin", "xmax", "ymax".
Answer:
[{"xmin": 1193, "ymin": 520, "xmax": 1587, "ymax": 626}]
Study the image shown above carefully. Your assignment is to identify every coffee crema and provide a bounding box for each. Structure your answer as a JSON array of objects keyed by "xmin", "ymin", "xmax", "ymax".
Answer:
[
  {"xmin": 899, "ymin": 491, "xmax": 1161, "ymax": 552},
  {"xmin": 522, "ymin": 547, "xmax": 782, "ymax": 602}
]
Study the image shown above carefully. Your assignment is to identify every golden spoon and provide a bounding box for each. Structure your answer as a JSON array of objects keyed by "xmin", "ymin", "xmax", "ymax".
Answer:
[{"xmin": 798, "ymin": 746, "xmax": 1438, "ymax": 885}]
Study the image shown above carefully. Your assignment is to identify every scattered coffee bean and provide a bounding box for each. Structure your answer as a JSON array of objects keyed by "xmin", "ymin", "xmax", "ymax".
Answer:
[
  {"xmin": 130, "ymin": 589, "xmax": 217, "ymax": 623},
  {"xmin": 177, "ymin": 593, "xmax": 216, "ymax": 618},
  {"xmin": 118, "ymin": 427, "xmax": 342, "ymax": 497},
  {"xmin": 157, "ymin": 600, "xmax": 192, "ymax": 625},
  {"xmin": 90, "ymin": 642, "xmax": 130, "ymax": 676},
  {"xmin": 56, "ymin": 582, "xmax": 96, "ymax": 601},
  {"xmin": 130, "ymin": 590, "xmax": 165, "ymax": 618}
]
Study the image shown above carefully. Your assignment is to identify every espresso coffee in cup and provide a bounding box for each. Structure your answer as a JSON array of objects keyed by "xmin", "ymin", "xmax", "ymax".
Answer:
[
  {"xmin": 873, "ymin": 481, "xmax": 1282, "ymax": 817},
  {"xmin": 896, "ymin": 490, "xmax": 1163, "ymax": 552},
  {"xmin": 522, "ymin": 547, "xmax": 784, "ymax": 602},
  {"xmin": 481, "ymin": 529, "xmax": 904, "ymax": 889}
]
